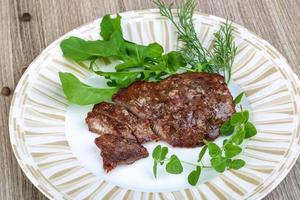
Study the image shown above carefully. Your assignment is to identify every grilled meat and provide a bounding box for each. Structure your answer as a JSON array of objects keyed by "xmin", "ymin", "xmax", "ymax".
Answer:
[
  {"xmin": 95, "ymin": 134, "xmax": 148, "ymax": 172},
  {"xmin": 113, "ymin": 72, "xmax": 235, "ymax": 147},
  {"xmin": 88, "ymin": 72, "xmax": 235, "ymax": 171}
]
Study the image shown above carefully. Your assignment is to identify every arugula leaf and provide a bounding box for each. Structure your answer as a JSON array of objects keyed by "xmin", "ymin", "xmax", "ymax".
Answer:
[
  {"xmin": 224, "ymin": 143, "xmax": 242, "ymax": 158},
  {"xmin": 100, "ymin": 14, "xmax": 122, "ymax": 40},
  {"xmin": 188, "ymin": 166, "xmax": 201, "ymax": 186},
  {"xmin": 211, "ymin": 156, "xmax": 227, "ymax": 173},
  {"xmin": 230, "ymin": 159, "xmax": 246, "ymax": 169},
  {"xmin": 143, "ymin": 43, "xmax": 164, "ymax": 59},
  {"xmin": 220, "ymin": 120, "xmax": 235, "ymax": 136},
  {"xmin": 166, "ymin": 155, "xmax": 183, "ymax": 174},
  {"xmin": 124, "ymin": 42, "xmax": 163, "ymax": 62},
  {"xmin": 115, "ymin": 60, "xmax": 141, "ymax": 71},
  {"xmin": 151, "ymin": 51, "xmax": 186, "ymax": 74},
  {"xmin": 208, "ymin": 143, "xmax": 222, "ymax": 158},
  {"xmin": 234, "ymin": 92, "xmax": 244, "ymax": 105},
  {"xmin": 244, "ymin": 122, "xmax": 257, "ymax": 138},
  {"xmin": 96, "ymin": 71, "xmax": 141, "ymax": 88},
  {"xmin": 163, "ymin": 51, "xmax": 186, "ymax": 68},
  {"xmin": 198, "ymin": 145, "xmax": 207, "ymax": 162},
  {"xmin": 60, "ymin": 35, "xmax": 123, "ymax": 61},
  {"xmin": 59, "ymin": 72, "xmax": 118, "ymax": 105}
]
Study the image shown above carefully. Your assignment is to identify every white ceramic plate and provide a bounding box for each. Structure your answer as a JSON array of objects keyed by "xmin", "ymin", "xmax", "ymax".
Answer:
[{"xmin": 9, "ymin": 10, "xmax": 300, "ymax": 200}]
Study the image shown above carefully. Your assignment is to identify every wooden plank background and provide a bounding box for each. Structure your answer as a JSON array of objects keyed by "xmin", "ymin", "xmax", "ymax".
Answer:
[{"xmin": 0, "ymin": 0, "xmax": 299, "ymax": 199}]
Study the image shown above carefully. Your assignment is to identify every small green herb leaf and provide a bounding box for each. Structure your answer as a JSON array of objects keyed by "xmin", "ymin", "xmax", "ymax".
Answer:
[
  {"xmin": 188, "ymin": 166, "xmax": 201, "ymax": 186},
  {"xmin": 160, "ymin": 147, "xmax": 169, "ymax": 165},
  {"xmin": 59, "ymin": 72, "xmax": 118, "ymax": 105},
  {"xmin": 208, "ymin": 143, "xmax": 222, "ymax": 158},
  {"xmin": 220, "ymin": 120, "xmax": 235, "ymax": 136},
  {"xmin": 226, "ymin": 158, "xmax": 232, "ymax": 167},
  {"xmin": 211, "ymin": 156, "xmax": 227, "ymax": 173},
  {"xmin": 166, "ymin": 155, "xmax": 183, "ymax": 174},
  {"xmin": 152, "ymin": 145, "xmax": 162, "ymax": 160},
  {"xmin": 241, "ymin": 110, "xmax": 249, "ymax": 123},
  {"xmin": 100, "ymin": 14, "xmax": 122, "ymax": 40},
  {"xmin": 244, "ymin": 122, "xmax": 257, "ymax": 138},
  {"xmin": 198, "ymin": 145, "xmax": 208, "ymax": 162},
  {"xmin": 234, "ymin": 92, "xmax": 244, "ymax": 105},
  {"xmin": 224, "ymin": 143, "xmax": 242, "ymax": 158},
  {"xmin": 230, "ymin": 128, "xmax": 245, "ymax": 145},
  {"xmin": 230, "ymin": 112, "xmax": 245, "ymax": 126},
  {"xmin": 230, "ymin": 159, "xmax": 246, "ymax": 169}
]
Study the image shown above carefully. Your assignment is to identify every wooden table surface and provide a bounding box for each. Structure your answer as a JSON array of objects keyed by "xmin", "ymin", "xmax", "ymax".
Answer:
[{"xmin": 1, "ymin": 0, "xmax": 300, "ymax": 199}]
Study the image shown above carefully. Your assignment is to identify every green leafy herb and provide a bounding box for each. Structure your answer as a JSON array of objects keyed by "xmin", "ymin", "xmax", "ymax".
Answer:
[
  {"xmin": 95, "ymin": 71, "xmax": 142, "ymax": 88},
  {"xmin": 220, "ymin": 121, "xmax": 235, "ymax": 136},
  {"xmin": 230, "ymin": 128, "xmax": 245, "ymax": 145},
  {"xmin": 155, "ymin": 0, "xmax": 210, "ymax": 66},
  {"xmin": 188, "ymin": 166, "xmax": 201, "ymax": 186},
  {"xmin": 210, "ymin": 156, "xmax": 227, "ymax": 173},
  {"xmin": 230, "ymin": 159, "xmax": 246, "ymax": 169},
  {"xmin": 154, "ymin": 0, "xmax": 236, "ymax": 83},
  {"xmin": 198, "ymin": 145, "xmax": 208, "ymax": 162},
  {"xmin": 100, "ymin": 14, "xmax": 122, "ymax": 40},
  {"xmin": 208, "ymin": 143, "xmax": 222, "ymax": 157},
  {"xmin": 59, "ymin": 72, "xmax": 118, "ymax": 105},
  {"xmin": 244, "ymin": 122, "xmax": 257, "ymax": 138},
  {"xmin": 230, "ymin": 112, "xmax": 246, "ymax": 126},
  {"xmin": 234, "ymin": 92, "xmax": 244, "ymax": 105},
  {"xmin": 224, "ymin": 143, "xmax": 242, "ymax": 158},
  {"xmin": 166, "ymin": 155, "xmax": 183, "ymax": 174},
  {"xmin": 152, "ymin": 145, "xmax": 162, "ymax": 160},
  {"xmin": 160, "ymin": 147, "xmax": 169, "ymax": 164},
  {"xmin": 210, "ymin": 20, "xmax": 237, "ymax": 83}
]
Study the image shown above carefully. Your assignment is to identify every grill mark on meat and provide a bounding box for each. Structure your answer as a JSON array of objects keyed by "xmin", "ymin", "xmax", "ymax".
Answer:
[{"xmin": 88, "ymin": 72, "xmax": 235, "ymax": 171}]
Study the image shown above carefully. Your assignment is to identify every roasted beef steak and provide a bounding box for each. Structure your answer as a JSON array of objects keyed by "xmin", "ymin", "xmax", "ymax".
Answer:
[
  {"xmin": 95, "ymin": 134, "xmax": 148, "ymax": 172},
  {"xmin": 113, "ymin": 72, "xmax": 235, "ymax": 146},
  {"xmin": 88, "ymin": 72, "xmax": 235, "ymax": 171}
]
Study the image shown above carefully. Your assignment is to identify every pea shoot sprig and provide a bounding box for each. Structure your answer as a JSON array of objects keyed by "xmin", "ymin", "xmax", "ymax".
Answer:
[{"xmin": 152, "ymin": 92, "xmax": 257, "ymax": 186}]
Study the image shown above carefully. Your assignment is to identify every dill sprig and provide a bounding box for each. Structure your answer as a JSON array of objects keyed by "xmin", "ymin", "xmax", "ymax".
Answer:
[
  {"xmin": 210, "ymin": 21, "xmax": 237, "ymax": 83},
  {"xmin": 154, "ymin": 0, "xmax": 237, "ymax": 83},
  {"xmin": 154, "ymin": 0, "xmax": 210, "ymax": 66}
]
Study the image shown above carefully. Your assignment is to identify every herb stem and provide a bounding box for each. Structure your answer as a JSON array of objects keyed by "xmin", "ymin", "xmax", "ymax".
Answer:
[{"xmin": 161, "ymin": 157, "xmax": 212, "ymax": 169}]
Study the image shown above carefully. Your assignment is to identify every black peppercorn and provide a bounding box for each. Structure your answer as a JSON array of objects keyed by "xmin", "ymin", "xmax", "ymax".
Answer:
[
  {"xmin": 21, "ymin": 13, "xmax": 31, "ymax": 22},
  {"xmin": 1, "ymin": 87, "xmax": 11, "ymax": 96}
]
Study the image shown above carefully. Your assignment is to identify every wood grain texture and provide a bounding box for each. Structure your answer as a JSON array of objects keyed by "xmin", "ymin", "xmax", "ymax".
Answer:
[{"xmin": 0, "ymin": 0, "xmax": 299, "ymax": 199}]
